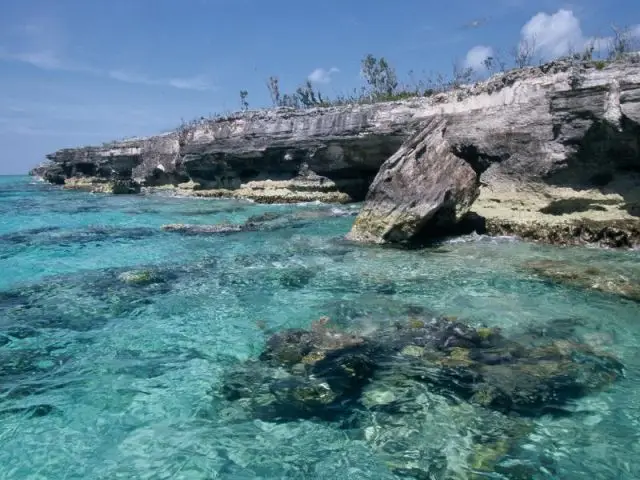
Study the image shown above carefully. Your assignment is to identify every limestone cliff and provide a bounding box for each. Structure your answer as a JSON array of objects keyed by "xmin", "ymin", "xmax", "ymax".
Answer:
[
  {"xmin": 348, "ymin": 58, "xmax": 640, "ymax": 247},
  {"xmin": 31, "ymin": 58, "xmax": 640, "ymax": 246},
  {"xmin": 32, "ymin": 103, "xmax": 421, "ymax": 201}
]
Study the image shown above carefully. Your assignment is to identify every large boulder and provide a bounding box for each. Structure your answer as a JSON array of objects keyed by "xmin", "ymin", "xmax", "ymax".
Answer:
[{"xmin": 346, "ymin": 117, "xmax": 480, "ymax": 244}]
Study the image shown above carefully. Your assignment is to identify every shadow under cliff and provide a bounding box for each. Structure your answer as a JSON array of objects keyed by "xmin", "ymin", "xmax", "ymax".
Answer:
[
  {"xmin": 544, "ymin": 104, "xmax": 640, "ymax": 217},
  {"xmin": 182, "ymin": 135, "xmax": 406, "ymax": 201}
]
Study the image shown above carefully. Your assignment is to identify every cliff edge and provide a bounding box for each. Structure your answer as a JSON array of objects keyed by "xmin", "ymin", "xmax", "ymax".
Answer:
[
  {"xmin": 347, "ymin": 58, "xmax": 640, "ymax": 247},
  {"xmin": 31, "ymin": 58, "xmax": 640, "ymax": 247}
]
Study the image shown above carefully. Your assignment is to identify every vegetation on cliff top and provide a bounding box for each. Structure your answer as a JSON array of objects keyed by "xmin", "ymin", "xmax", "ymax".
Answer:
[
  {"xmin": 239, "ymin": 24, "xmax": 639, "ymax": 110},
  {"xmin": 160, "ymin": 25, "xmax": 640, "ymax": 141}
]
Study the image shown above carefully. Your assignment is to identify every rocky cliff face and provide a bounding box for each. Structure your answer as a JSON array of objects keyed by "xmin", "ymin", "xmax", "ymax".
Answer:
[
  {"xmin": 348, "ymin": 59, "xmax": 640, "ymax": 247},
  {"xmin": 32, "ymin": 103, "xmax": 424, "ymax": 201},
  {"xmin": 31, "ymin": 58, "xmax": 640, "ymax": 246}
]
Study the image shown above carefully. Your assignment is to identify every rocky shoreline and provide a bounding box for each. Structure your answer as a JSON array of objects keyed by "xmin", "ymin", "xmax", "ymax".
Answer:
[{"xmin": 30, "ymin": 58, "xmax": 640, "ymax": 248}]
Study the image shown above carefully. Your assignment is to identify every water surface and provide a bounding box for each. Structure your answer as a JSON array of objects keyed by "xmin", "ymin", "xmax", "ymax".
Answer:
[{"xmin": 1, "ymin": 176, "xmax": 638, "ymax": 479}]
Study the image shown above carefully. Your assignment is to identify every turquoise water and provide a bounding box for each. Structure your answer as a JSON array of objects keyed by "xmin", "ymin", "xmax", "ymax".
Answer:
[{"xmin": 1, "ymin": 175, "xmax": 639, "ymax": 479}]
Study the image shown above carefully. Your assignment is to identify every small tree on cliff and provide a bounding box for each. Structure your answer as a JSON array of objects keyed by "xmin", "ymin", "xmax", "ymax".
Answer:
[
  {"xmin": 296, "ymin": 80, "xmax": 327, "ymax": 107},
  {"xmin": 607, "ymin": 25, "xmax": 640, "ymax": 60},
  {"xmin": 512, "ymin": 36, "xmax": 537, "ymax": 68},
  {"xmin": 267, "ymin": 76, "xmax": 281, "ymax": 106},
  {"xmin": 239, "ymin": 90, "xmax": 249, "ymax": 111},
  {"xmin": 361, "ymin": 54, "xmax": 398, "ymax": 100}
]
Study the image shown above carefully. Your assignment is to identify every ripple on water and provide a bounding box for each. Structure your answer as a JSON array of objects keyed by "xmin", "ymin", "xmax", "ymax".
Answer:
[{"xmin": 0, "ymin": 176, "xmax": 639, "ymax": 479}]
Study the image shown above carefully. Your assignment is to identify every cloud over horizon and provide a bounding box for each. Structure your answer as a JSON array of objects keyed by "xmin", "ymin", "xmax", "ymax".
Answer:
[{"xmin": 108, "ymin": 70, "xmax": 216, "ymax": 91}]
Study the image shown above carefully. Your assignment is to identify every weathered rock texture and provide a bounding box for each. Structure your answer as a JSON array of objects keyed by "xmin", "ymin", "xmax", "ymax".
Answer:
[
  {"xmin": 31, "ymin": 105, "xmax": 414, "ymax": 200},
  {"xmin": 31, "ymin": 58, "xmax": 640, "ymax": 245},
  {"xmin": 347, "ymin": 117, "xmax": 481, "ymax": 244},
  {"xmin": 349, "ymin": 59, "xmax": 640, "ymax": 245}
]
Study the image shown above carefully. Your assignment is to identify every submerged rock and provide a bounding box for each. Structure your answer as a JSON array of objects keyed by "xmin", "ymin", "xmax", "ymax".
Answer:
[
  {"xmin": 523, "ymin": 259, "xmax": 640, "ymax": 302},
  {"xmin": 117, "ymin": 269, "xmax": 166, "ymax": 286},
  {"xmin": 219, "ymin": 315, "xmax": 623, "ymax": 421},
  {"xmin": 0, "ymin": 265, "xmax": 177, "ymax": 337},
  {"xmin": 218, "ymin": 314, "xmax": 623, "ymax": 478},
  {"xmin": 277, "ymin": 267, "xmax": 317, "ymax": 289},
  {"xmin": 161, "ymin": 223, "xmax": 248, "ymax": 234},
  {"xmin": 352, "ymin": 385, "xmax": 538, "ymax": 479},
  {"xmin": 160, "ymin": 205, "xmax": 354, "ymax": 236}
]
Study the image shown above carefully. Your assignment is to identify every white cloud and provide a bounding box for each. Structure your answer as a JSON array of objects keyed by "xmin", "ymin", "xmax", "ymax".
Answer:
[
  {"xmin": 464, "ymin": 45, "xmax": 493, "ymax": 70},
  {"xmin": 520, "ymin": 10, "xmax": 640, "ymax": 60},
  {"xmin": 520, "ymin": 9, "xmax": 584, "ymax": 59},
  {"xmin": 108, "ymin": 70, "xmax": 215, "ymax": 91},
  {"xmin": 108, "ymin": 70, "xmax": 150, "ymax": 84},
  {"xmin": 168, "ymin": 75, "xmax": 215, "ymax": 91},
  {"xmin": 9, "ymin": 50, "xmax": 62, "ymax": 69},
  {"xmin": 308, "ymin": 67, "xmax": 339, "ymax": 84},
  {"xmin": 0, "ymin": 53, "xmax": 215, "ymax": 91}
]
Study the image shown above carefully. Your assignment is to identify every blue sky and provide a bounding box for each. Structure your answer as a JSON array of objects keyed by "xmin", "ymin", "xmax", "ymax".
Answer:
[{"xmin": 0, "ymin": 0, "xmax": 638, "ymax": 174}]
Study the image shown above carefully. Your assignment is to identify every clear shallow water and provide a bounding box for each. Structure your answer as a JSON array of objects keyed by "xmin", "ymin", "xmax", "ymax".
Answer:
[{"xmin": 0, "ymin": 175, "xmax": 639, "ymax": 479}]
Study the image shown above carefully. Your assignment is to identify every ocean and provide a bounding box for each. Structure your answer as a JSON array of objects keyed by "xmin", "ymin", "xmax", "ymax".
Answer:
[{"xmin": 1, "ymin": 175, "xmax": 639, "ymax": 479}]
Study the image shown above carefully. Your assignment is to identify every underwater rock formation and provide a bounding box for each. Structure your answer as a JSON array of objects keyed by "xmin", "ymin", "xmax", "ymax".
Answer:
[
  {"xmin": 161, "ymin": 205, "xmax": 359, "ymax": 236},
  {"xmin": 219, "ymin": 315, "xmax": 623, "ymax": 420},
  {"xmin": 523, "ymin": 259, "xmax": 640, "ymax": 302},
  {"xmin": 217, "ymin": 314, "xmax": 624, "ymax": 478}
]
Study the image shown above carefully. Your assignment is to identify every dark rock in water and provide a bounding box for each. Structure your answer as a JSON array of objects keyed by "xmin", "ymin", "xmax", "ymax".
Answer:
[
  {"xmin": 278, "ymin": 267, "xmax": 316, "ymax": 289},
  {"xmin": 178, "ymin": 206, "xmax": 248, "ymax": 216},
  {"xmin": 374, "ymin": 281, "xmax": 397, "ymax": 295},
  {"xmin": 246, "ymin": 211, "xmax": 285, "ymax": 223},
  {"xmin": 0, "ymin": 343, "xmax": 80, "ymax": 401},
  {"xmin": 117, "ymin": 269, "xmax": 167, "ymax": 286},
  {"xmin": 219, "ymin": 315, "xmax": 623, "ymax": 421},
  {"xmin": 161, "ymin": 223, "xmax": 248, "ymax": 234},
  {"xmin": 0, "ymin": 404, "xmax": 58, "ymax": 418},
  {"xmin": 0, "ymin": 226, "xmax": 63, "ymax": 246},
  {"xmin": 0, "ymin": 226, "xmax": 157, "ymax": 253},
  {"xmin": 161, "ymin": 206, "xmax": 357, "ymax": 238},
  {"xmin": 0, "ymin": 265, "xmax": 177, "ymax": 337}
]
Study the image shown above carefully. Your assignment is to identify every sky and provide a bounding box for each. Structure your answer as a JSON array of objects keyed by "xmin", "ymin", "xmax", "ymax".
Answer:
[{"xmin": 0, "ymin": 0, "xmax": 638, "ymax": 174}]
